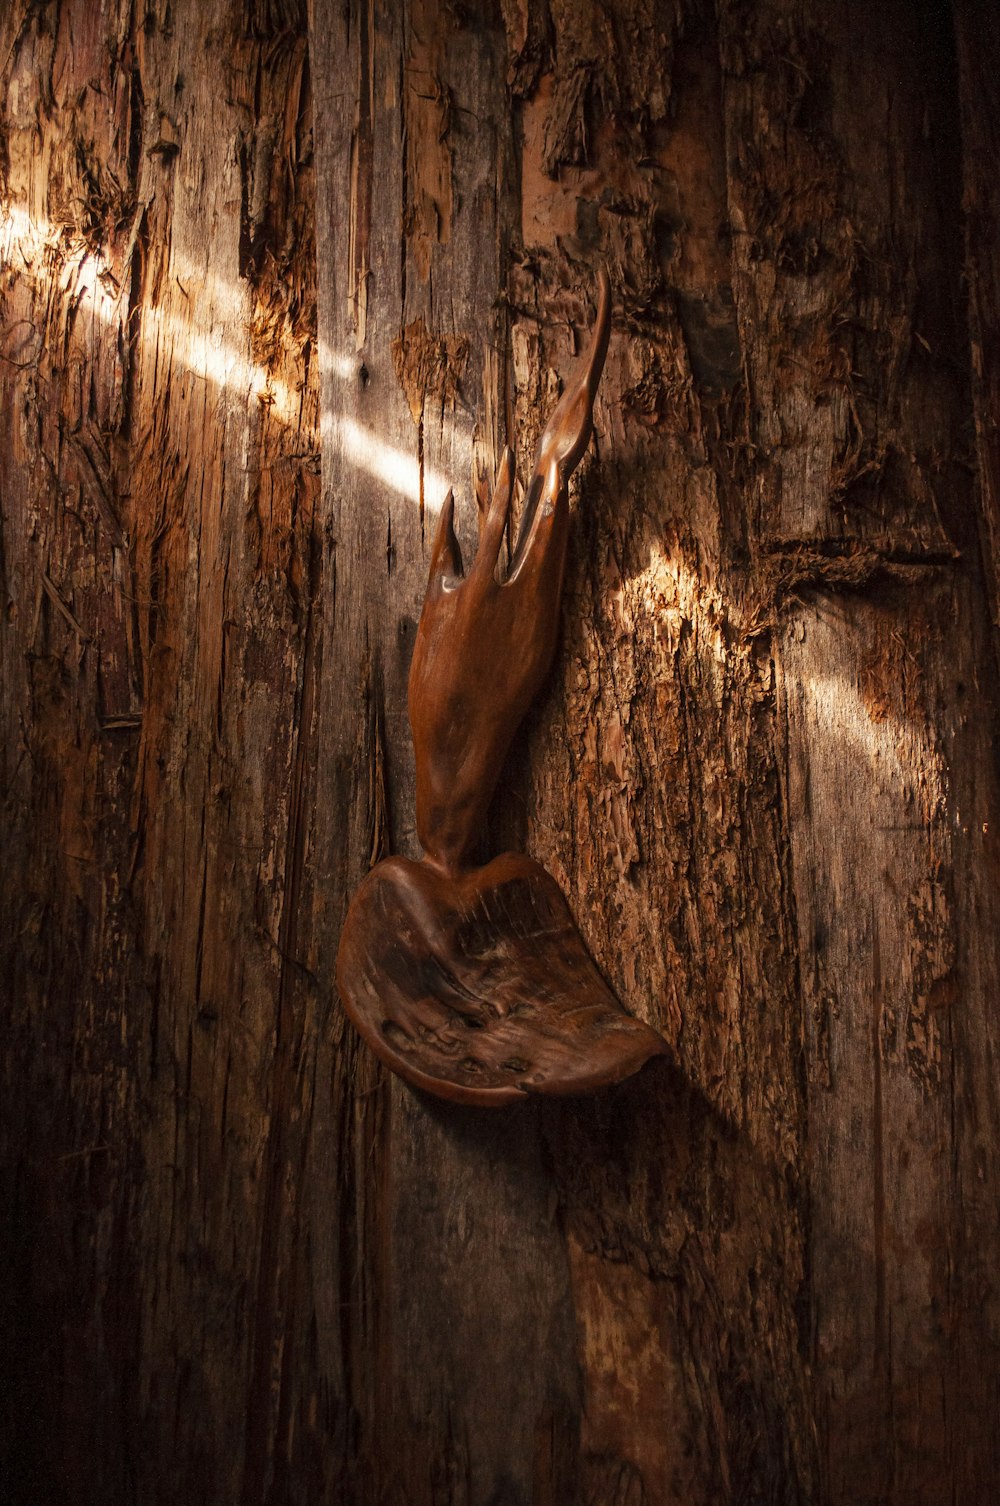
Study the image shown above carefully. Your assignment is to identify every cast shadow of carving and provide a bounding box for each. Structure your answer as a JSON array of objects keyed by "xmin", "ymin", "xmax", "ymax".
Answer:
[{"xmin": 407, "ymin": 1052, "xmax": 810, "ymax": 1499}]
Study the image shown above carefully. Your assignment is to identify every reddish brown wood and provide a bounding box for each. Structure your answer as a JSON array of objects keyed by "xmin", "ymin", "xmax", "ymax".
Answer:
[
  {"xmin": 337, "ymin": 270, "xmax": 666, "ymax": 1103},
  {"xmin": 336, "ymin": 853, "xmax": 666, "ymax": 1105},
  {"xmin": 7, "ymin": 1, "xmax": 999, "ymax": 1496},
  {"xmin": 410, "ymin": 267, "xmax": 611, "ymax": 874}
]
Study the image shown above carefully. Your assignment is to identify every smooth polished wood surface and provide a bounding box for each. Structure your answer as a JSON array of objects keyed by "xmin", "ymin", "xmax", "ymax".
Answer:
[
  {"xmin": 337, "ymin": 270, "xmax": 667, "ymax": 1103},
  {"xmin": 409, "ymin": 267, "xmax": 611, "ymax": 874},
  {"xmin": 337, "ymin": 853, "xmax": 666, "ymax": 1106}
]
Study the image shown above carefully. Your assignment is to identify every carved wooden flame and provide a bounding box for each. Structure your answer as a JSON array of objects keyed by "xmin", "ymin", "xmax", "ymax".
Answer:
[{"xmin": 337, "ymin": 270, "xmax": 667, "ymax": 1105}]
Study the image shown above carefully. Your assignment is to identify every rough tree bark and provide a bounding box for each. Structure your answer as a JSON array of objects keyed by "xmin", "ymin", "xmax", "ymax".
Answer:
[
  {"xmin": 1, "ymin": 1, "xmax": 321, "ymax": 1500},
  {"xmin": 2, "ymin": 1, "xmax": 999, "ymax": 1504}
]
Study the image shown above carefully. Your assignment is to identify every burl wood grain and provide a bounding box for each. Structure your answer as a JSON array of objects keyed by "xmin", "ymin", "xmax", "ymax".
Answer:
[{"xmin": 337, "ymin": 269, "xmax": 667, "ymax": 1103}]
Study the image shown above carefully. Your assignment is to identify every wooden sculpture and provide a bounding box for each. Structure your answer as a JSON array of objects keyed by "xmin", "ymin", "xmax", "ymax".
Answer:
[{"xmin": 336, "ymin": 269, "xmax": 667, "ymax": 1105}]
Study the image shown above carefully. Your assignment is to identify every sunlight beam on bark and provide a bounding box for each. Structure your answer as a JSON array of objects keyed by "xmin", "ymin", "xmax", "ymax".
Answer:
[{"xmin": 1, "ymin": 201, "xmax": 449, "ymax": 510}]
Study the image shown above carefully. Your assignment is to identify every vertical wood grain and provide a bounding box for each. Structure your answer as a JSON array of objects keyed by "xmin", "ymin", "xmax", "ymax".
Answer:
[{"xmin": 3, "ymin": 0, "xmax": 1000, "ymax": 1502}]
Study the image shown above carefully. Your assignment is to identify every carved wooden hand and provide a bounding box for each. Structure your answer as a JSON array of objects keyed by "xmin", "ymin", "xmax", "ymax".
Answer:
[{"xmin": 337, "ymin": 270, "xmax": 667, "ymax": 1105}]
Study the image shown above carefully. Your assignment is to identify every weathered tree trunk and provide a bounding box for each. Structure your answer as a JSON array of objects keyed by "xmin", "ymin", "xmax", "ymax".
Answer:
[
  {"xmin": 1, "ymin": 1, "xmax": 321, "ymax": 1500},
  {"xmin": 3, "ymin": 1, "xmax": 999, "ymax": 1504}
]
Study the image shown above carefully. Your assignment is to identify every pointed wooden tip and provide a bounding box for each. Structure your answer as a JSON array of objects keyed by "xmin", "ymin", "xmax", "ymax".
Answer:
[{"xmin": 428, "ymin": 489, "xmax": 462, "ymax": 590}]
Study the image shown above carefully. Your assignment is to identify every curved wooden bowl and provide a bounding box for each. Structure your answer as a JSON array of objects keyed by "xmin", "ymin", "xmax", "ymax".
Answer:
[{"xmin": 336, "ymin": 852, "xmax": 667, "ymax": 1106}]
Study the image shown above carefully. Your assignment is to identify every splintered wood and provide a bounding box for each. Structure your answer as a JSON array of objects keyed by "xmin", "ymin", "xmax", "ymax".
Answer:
[{"xmin": 3, "ymin": 0, "xmax": 1000, "ymax": 1502}]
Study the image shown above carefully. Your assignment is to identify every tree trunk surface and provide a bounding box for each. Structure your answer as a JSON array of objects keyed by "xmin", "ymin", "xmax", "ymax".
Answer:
[{"xmin": 2, "ymin": 2, "xmax": 999, "ymax": 1504}]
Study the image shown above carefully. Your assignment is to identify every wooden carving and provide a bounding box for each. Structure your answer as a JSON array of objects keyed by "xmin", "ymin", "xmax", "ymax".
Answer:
[{"xmin": 336, "ymin": 270, "xmax": 667, "ymax": 1105}]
